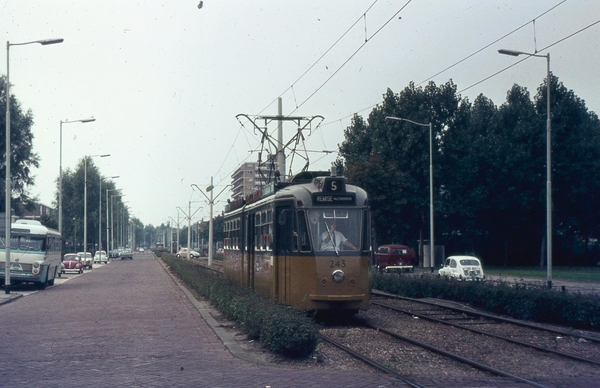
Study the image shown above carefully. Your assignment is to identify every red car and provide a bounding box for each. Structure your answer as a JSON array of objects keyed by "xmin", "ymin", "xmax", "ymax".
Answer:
[
  {"xmin": 62, "ymin": 253, "xmax": 84, "ymax": 274},
  {"xmin": 375, "ymin": 244, "xmax": 417, "ymax": 273}
]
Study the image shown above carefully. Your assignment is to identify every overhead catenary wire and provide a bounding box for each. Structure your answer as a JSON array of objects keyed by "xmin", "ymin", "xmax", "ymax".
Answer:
[
  {"xmin": 315, "ymin": 1, "xmax": 584, "ymax": 130},
  {"xmin": 215, "ymin": 2, "xmax": 594, "ymax": 199},
  {"xmin": 458, "ymin": 18, "xmax": 600, "ymax": 94}
]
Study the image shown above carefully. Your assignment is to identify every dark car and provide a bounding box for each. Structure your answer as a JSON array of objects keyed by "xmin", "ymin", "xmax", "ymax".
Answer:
[{"xmin": 375, "ymin": 244, "xmax": 417, "ymax": 273}]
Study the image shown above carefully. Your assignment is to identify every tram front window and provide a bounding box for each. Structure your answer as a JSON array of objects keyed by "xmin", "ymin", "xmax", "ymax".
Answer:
[{"xmin": 307, "ymin": 209, "xmax": 361, "ymax": 252}]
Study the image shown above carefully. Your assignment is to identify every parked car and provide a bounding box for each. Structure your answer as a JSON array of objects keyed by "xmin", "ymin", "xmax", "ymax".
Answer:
[
  {"xmin": 62, "ymin": 253, "xmax": 84, "ymax": 274},
  {"xmin": 94, "ymin": 250, "xmax": 108, "ymax": 264},
  {"xmin": 77, "ymin": 252, "xmax": 93, "ymax": 269},
  {"xmin": 375, "ymin": 244, "xmax": 417, "ymax": 273},
  {"xmin": 176, "ymin": 248, "xmax": 201, "ymax": 259},
  {"xmin": 120, "ymin": 249, "xmax": 134, "ymax": 260},
  {"xmin": 438, "ymin": 255, "xmax": 485, "ymax": 281}
]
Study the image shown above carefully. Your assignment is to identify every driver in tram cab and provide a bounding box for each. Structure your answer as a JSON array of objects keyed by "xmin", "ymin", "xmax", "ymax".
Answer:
[{"xmin": 321, "ymin": 220, "xmax": 357, "ymax": 251}]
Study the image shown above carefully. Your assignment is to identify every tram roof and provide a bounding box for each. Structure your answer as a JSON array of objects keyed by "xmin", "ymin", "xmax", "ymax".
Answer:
[{"xmin": 225, "ymin": 171, "xmax": 368, "ymax": 213}]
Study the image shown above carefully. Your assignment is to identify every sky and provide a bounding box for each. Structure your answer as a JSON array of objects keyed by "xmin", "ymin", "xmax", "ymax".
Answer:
[{"xmin": 1, "ymin": 0, "xmax": 599, "ymax": 227}]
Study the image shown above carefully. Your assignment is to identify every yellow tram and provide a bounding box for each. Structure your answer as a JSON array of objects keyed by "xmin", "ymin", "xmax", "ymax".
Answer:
[{"xmin": 222, "ymin": 170, "xmax": 371, "ymax": 313}]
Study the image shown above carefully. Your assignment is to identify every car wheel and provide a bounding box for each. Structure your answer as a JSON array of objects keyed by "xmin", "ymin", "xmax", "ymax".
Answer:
[
  {"xmin": 79, "ymin": 268, "xmax": 83, "ymax": 274},
  {"xmin": 176, "ymin": 254, "xmax": 181, "ymax": 258}
]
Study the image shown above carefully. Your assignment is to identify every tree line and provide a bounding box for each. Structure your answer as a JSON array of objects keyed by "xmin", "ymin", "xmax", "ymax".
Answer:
[{"xmin": 338, "ymin": 76, "xmax": 600, "ymax": 266}]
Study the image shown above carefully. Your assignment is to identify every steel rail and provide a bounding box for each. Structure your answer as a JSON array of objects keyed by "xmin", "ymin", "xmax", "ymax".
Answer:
[
  {"xmin": 372, "ymin": 289, "xmax": 600, "ymax": 344},
  {"xmin": 359, "ymin": 321, "xmax": 550, "ymax": 388},
  {"xmin": 319, "ymin": 333, "xmax": 427, "ymax": 388},
  {"xmin": 372, "ymin": 300, "xmax": 600, "ymax": 366}
]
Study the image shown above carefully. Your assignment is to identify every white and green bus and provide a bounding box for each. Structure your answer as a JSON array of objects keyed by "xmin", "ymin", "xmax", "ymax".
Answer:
[{"xmin": 0, "ymin": 219, "xmax": 62, "ymax": 290}]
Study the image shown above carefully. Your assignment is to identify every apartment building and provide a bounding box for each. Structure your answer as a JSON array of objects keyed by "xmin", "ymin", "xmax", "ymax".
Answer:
[{"xmin": 231, "ymin": 162, "xmax": 273, "ymax": 200}]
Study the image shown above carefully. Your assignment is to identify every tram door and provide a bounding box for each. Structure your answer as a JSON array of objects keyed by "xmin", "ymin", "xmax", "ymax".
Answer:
[
  {"xmin": 275, "ymin": 205, "xmax": 293, "ymax": 304},
  {"xmin": 246, "ymin": 213, "xmax": 255, "ymax": 289}
]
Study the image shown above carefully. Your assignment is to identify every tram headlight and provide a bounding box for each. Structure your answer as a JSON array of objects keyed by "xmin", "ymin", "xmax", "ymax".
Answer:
[
  {"xmin": 32, "ymin": 262, "xmax": 40, "ymax": 275},
  {"xmin": 332, "ymin": 269, "xmax": 345, "ymax": 283}
]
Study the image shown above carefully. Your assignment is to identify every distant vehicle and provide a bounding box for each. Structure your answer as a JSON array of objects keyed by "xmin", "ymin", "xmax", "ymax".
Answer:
[
  {"xmin": 0, "ymin": 219, "xmax": 62, "ymax": 289},
  {"xmin": 77, "ymin": 252, "xmax": 93, "ymax": 269},
  {"xmin": 439, "ymin": 256, "xmax": 485, "ymax": 281},
  {"xmin": 120, "ymin": 249, "xmax": 133, "ymax": 260},
  {"xmin": 375, "ymin": 244, "xmax": 417, "ymax": 273},
  {"xmin": 139, "ymin": 247, "xmax": 144, "ymax": 252},
  {"xmin": 94, "ymin": 250, "xmax": 108, "ymax": 264},
  {"xmin": 176, "ymin": 248, "xmax": 201, "ymax": 259},
  {"xmin": 62, "ymin": 253, "xmax": 84, "ymax": 274}
]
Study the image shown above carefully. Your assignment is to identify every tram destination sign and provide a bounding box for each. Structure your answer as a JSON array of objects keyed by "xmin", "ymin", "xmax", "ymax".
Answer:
[{"xmin": 312, "ymin": 193, "xmax": 355, "ymax": 205}]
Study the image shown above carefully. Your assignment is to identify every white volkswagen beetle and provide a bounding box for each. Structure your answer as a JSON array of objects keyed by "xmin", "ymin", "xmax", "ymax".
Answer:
[{"xmin": 439, "ymin": 255, "xmax": 485, "ymax": 281}]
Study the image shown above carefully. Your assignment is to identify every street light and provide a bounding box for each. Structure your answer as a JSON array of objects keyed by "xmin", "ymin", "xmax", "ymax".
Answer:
[
  {"xmin": 111, "ymin": 194, "xmax": 125, "ymax": 255},
  {"xmin": 192, "ymin": 178, "xmax": 231, "ymax": 266},
  {"xmin": 499, "ymin": 48, "xmax": 552, "ymax": 289},
  {"xmin": 84, "ymin": 154, "xmax": 109, "ymax": 264},
  {"xmin": 107, "ymin": 188, "xmax": 120, "ymax": 257},
  {"xmin": 385, "ymin": 116, "xmax": 434, "ymax": 272},
  {"xmin": 59, "ymin": 117, "xmax": 95, "ymax": 235},
  {"xmin": 5, "ymin": 38, "xmax": 63, "ymax": 294},
  {"xmin": 100, "ymin": 176, "xmax": 119, "ymax": 253}
]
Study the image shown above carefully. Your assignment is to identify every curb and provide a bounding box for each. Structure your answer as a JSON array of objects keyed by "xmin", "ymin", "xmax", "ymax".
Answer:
[{"xmin": 0, "ymin": 293, "xmax": 23, "ymax": 306}]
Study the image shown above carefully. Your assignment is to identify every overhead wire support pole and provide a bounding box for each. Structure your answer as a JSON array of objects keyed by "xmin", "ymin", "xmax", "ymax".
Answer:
[{"xmin": 192, "ymin": 180, "xmax": 230, "ymax": 267}]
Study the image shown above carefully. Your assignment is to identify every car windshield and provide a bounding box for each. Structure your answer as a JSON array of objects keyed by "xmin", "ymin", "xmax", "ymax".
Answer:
[
  {"xmin": 0, "ymin": 233, "xmax": 45, "ymax": 251},
  {"xmin": 64, "ymin": 256, "xmax": 79, "ymax": 261},
  {"xmin": 460, "ymin": 259, "xmax": 480, "ymax": 266}
]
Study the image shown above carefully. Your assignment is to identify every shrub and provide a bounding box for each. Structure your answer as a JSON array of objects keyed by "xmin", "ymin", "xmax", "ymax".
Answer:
[
  {"xmin": 162, "ymin": 255, "xmax": 318, "ymax": 357},
  {"xmin": 372, "ymin": 271, "xmax": 600, "ymax": 331}
]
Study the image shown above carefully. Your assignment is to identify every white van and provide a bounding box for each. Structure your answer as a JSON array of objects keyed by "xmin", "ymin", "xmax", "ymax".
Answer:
[{"xmin": 439, "ymin": 256, "xmax": 485, "ymax": 281}]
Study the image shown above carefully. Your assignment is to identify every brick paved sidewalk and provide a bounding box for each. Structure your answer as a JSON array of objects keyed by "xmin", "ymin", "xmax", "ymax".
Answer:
[{"xmin": 0, "ymin": 254, "xmax": 398, "ymax": 388}]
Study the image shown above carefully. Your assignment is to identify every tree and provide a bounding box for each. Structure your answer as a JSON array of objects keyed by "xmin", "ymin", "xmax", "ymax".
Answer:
[
  {"xmin": 0, "ymin": 76, "xmax": 41, "ymax": 214},
  {"xmin": 58, "ymin": 157, "xmax": 122, "ymax": 252},
  {"xmin": 340, "ymin": 81, "xmax": 462, "ymax": 257},
  {"xmin": 339, "ymin": 76, "xmax": 600, "ymax": 266},
  {"xmin": 537, "ymin": 75, "xmax": 600, "ymax": 265}
]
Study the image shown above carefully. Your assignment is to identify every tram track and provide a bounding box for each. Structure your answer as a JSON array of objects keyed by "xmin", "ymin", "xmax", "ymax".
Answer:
[
  {"xmin": 372, "ymin": 289, "xmax": 600, "ymax": 344},
  {"xmin": 371, "ymin": 292, "xmax": 600, "ymax": 366},
  {"xmin": 322, "ymin": 290, "xmax": 600, "ymax": 386},
  {"xmin": 320, "ymin": 321, "xmax": 550, "ymax": 388}
]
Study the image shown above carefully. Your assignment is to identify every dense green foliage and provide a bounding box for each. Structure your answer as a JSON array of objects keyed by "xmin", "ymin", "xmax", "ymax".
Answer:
[
  {"xmin": 485, "ymin": 266, "xmax": 600, "ymax": 283},
  {"xmin": 162, "ymin": 255, "xmax": 318, "ymax": 357},
  {"xmin": 372, "ymin": 272, "xmax": 600, "ymax": 331},
  {"xmin": 0, "ymin": 76, "xmax": 40, "ymax": 214},
  {"xmin": 58, "ymin": 158, "xmax": 124, "ymax": 252},
  {"xmin": 339, "ymin": 78, "xmax": 600, "ymax": 267}
]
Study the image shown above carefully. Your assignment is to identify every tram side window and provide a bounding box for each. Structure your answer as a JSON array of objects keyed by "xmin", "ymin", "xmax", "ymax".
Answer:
[
  {"xmin": 267, "ymin": 209, "xmax": 273, "ymax": 250},
  {"xmin": 255, "ymin": 213, "xmax": 262, "ymax": 251},
  {"xmin": 297, "ymin": 210, "xmax": 311, "ymax": 252},
  {"xmin": 276, "ymin": 208, "xmax": 292, "ymax": 254}
]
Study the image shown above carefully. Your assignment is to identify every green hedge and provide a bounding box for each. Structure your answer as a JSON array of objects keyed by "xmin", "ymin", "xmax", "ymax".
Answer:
[
  {"xmin": 372, "ymin": 272, "xmax": 600, "ymax": 331},
  {"xmin": 162, "ymin": 255, "xmax": 318, "ymax": 357}
]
